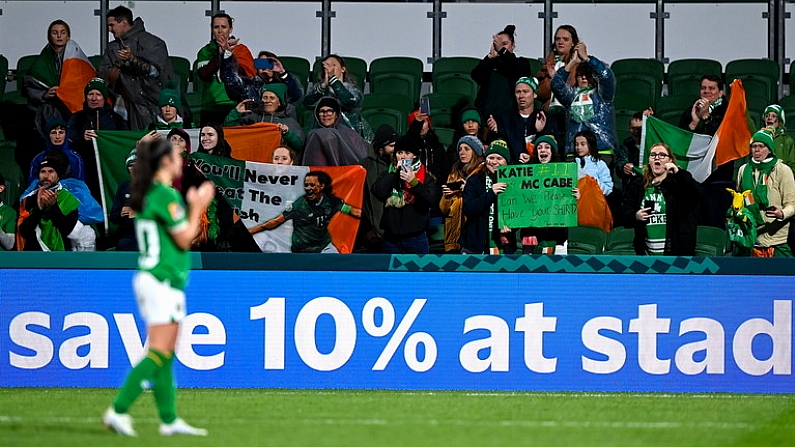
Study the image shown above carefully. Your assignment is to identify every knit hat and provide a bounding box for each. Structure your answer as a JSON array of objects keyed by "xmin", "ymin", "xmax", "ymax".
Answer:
[
  {"xmin": 39, "ymin": 158, "xmax": 64, "ymax": 178},
  {"xmin": 260, "ymin": 83, "xmax": 288, "ymax": 106},
  {"xmin": 158, "ymin": 80, "xmax": 181, "ymax": 109},
  {"xmin": 460, "ymin": 108, "xmax": 482, "ymax": 125},
  {"xmin": 750, "ymin": 128, "xmax": 775, "ymax": 152},
  {"xmin": 125, "ymin": 147, "xmax": 137, "ymax": 168},
  {"xmin": 85, "ymin": 77, "xmax": 108, "ymax": 98},
  {"xmin": 168, "ymin": 127, "xmax": 192, "ymax": 153},
  {"xmin": 317, "ymin": 97, "xmax": 341, "ymax": 116},
  {"xmin": 457, "ymin": 135, "xmax": 484, "ymax": 157},
  {"xmin": 534, "ymin": 135, "xmax": 558, "ymax": 154},
  {"xmin": 485, "ymin": 139, "xmax": 510, "ymax": 161},
  {"xmin": 515, "ymin": 76, "xmax": 539, "ymax": 92},
  {"xmin": 45, "ymin": 117, "xmax": 67, "ymax": 133},
  {"xmin": 394, "ymin": 135, "xmax": 420, "ymax": 157},
  {"xmin": 764, "ymin": 104, "xmax": 785, "ymax": 126},
  {"xmin": 408, "ymin": 110, "xmax": 432, "ymax": 129},
  {"xmin": 372, "ymin": 124, "xmax": 398, "ymax": 150}
]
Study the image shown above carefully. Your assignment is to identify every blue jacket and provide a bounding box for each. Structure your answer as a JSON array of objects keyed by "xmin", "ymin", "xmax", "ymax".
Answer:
[{"xmin": 551, "ymin": 56, "xmax": 618, "ymax": 156}]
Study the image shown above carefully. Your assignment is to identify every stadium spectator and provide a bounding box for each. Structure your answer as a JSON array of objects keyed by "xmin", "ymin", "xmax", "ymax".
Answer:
[
  {"xmin": 359, "ymin": 124, "xmax": 399, "ymax": 252},
  {"xmin": 109, "ymin": 147, "xmax": 138, "ymax": 251},
  {"xmin": 446, "ymin": 107, "xmax": 486, "ymax": 166},
  {"xmin": 0, "ymin": 173, "xmax": 17, "ymax": 251},
  {"xmin": 550, "ymin": 41, "xmax": 617, "ymax": 169},
  {"xmin": 471, "ymin": 24, "xmax": 534, "ymax": 120},
  {"xmin": 573, "ymin": 130, "xmax": 613, "ymax": 196},
  {"xmin": 371, "ymin": 136, "xmax": 438, "ymax": 254},
  {"xmin": 615, "ymin": 111, "xmax": 644, "ymax": 191},
  {"xmin": 17, "ymin": 157, "xmax": 96, "ymax": 251},
  {"xmin": 302, "ymin": 97, "xmax": 369, "ymax": 166},
  {"xmin": 102, "ymin": 137, "xmax": 213, "ymax": 437},
  {"xmin": 195, "ymin": 12, "xmax": 256, "ymax": 125},
  {"xmin": 271, "ymin": 146, "xmax": 296, "ymax": 165},
  {"xmin": 221, "ymin": 50, "xmax": 304, "ymax": 109},
  {"xmin": 460, "ymin": 139, "xmax": 516, "ymax": 254},
  {"xmin": 763, "ymin": 105, "xmax": 795, "ymax": 173},
  {"xmin": 303, "ymin": 54, "xmax": 371, "ymax": 141},
  {"xmin": 736, "ymin": 129, "xmax": 795, "ymax": 257},
  {"xmin": 249, "ymin": 170, "xmax": 360, "ymax": 253},
  {"xmin": 223, "ymin": 83, "xmax": 304, "ymax": 153},
  {"xmin": 535, "ymin": 24, "xmax": 579, "ymax": 153},
  {"xmin": 486, "ymin": 76, "xmax": 549, "ymax": 163},
  {"xmin": 197, "ymin": 123, "xmax": 233, "ymax": 158},
  {"xmin": 440, "ymin": 135, "xmax": 484, "ymax": 253},
  {"xmin": 29, "ymin": 118, "xmax": 84, "ymax": 184},
  {"xmin": 406, "ymin": 110, "xmax": 448, "ymax": 242},
  {"xmin": 99, "ymin": 5, "xmax": 175, "ymax": 131},
  {"xmin": 149, "ymin": 81, "xmax": 185, "ymax": 130},
  {"xmin": 622, "ymin": 142, "xmax": 700, "ymax": 256}
]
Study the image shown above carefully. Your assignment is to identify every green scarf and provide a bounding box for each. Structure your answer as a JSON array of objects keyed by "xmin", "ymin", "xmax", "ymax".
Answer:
[
  {"xmin": 39, "ymin": 188, "xmax": 80, "ymax": 251},
  {"xmin": 28, "ymin": 45, "xmax": 62, "ymax": 89},
  {"xmin": 740, "ymin": 156, "xmax": 778, "ymax": 225},
  {"xmin": 486, "ymin": 174, "xmax": 498, "ymax": 251},
  {"xmin": 386, "ymin": 160, "xmax": 425, "ymax": 208},
  {"xmin": 570, "ymin": 86, "xmax": 595, "ymax": 123}
]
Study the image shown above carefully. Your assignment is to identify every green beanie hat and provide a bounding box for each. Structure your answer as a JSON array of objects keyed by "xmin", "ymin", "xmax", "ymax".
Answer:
[
  {"xmin": 125, "ymin": 147, "xmax": 137, "ymax": 168},
  {"xmin": 534, "ymin": 134, "xmax": 558, "ymax": 153},
  {"xmin": 751, "ymin": 128, "xmax": 776, "ymax": 153},
  {"xmin": 515, "ymin": 76, "xmax": 539, "ymax": 92},
  {"xmin": 85, "ymin": 77, "xmax": 108, "ymax": 98},
  {"xmin": 764, "ymin": 104, "xmax": 785, "ymax": 127},
  {"xmin": 260, "ymin": 83, "xmax": 288, "ymax": 106},
  {"xmin": 460, "ymin": 109, "xmax": 482, "ymax": 125},
  {"xmin": 485, "ymin": 139, "xmax": 510, "ymax": 162},
  {"xmin": 158, "ymin": 80, "xmax": 181, "ymax": 109}
]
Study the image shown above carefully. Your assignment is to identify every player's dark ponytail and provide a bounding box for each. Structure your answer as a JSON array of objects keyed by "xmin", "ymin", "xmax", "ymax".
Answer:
[{"xmin": 130, "ymin": 138, "xmax": 173, "ymax": 212}]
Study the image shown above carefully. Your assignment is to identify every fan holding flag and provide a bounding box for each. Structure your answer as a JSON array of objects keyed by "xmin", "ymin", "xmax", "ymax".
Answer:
[{"xmin": 25, "ymin": 20, "xmax": 97, "ymax": 137}]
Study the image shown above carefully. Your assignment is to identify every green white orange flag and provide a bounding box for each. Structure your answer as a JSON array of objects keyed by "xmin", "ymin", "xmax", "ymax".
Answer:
[
  {"xmin": 641, "ymin": 79, "xmax": 751, "ymax": 182},
  {"xmin": 56, "ymin": 40, "xmax": 97, "ymax": 113}
]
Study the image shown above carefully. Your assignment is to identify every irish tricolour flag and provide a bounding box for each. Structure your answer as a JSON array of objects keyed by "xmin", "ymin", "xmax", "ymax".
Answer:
[
  {"xmin": 641, "ymin": 79, "xmax": 751, "ymax": 182},
  {"xmin": 56, "ymin": 40, "xmax": 97, "ymax": 113}
]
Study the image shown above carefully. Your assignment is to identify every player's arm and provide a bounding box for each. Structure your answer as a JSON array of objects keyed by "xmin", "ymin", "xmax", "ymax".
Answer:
[
  {"xmin": 249, "ymin": 214, "xmax": 287, "ymax": 234},
  {"xmin": 340, "ymin": 203, "xmax": 361, "ymax": 219},
  {"xmin": 172, "ymin": 182, "xmax": 215, "ymax": 250}
]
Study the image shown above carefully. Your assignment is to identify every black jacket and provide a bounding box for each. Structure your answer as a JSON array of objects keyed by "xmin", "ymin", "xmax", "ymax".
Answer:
[
  {"xmin": 371, "ymin": 168, "xmax": 438, "ymax": 239},
  {"xmin": 460, "ymin": 170, "xmax": 515, "ymax": 253}
]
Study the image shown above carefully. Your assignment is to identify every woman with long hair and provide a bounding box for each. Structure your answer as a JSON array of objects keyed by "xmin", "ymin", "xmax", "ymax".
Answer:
[
  {"xmin": 573, "ymin": 129, "xmax": 613, "ymax": 196},
  {"xmin": 535, "ymin": 25, "xmax": 579, "ymax": 154},
  {"xmin": 622, "ymin": 142, "xmax": 700, "ymax": 256},
  {"xmin": 198, "ymin": 122, "xmax": 233, "ymax": 158},
  {"xmin": 102, "ymin": 137, "xmax": 214, "ymax": 437},
  {"xmin": 440, "ymin": 136, "xmax": 485, "ymax": 253}
]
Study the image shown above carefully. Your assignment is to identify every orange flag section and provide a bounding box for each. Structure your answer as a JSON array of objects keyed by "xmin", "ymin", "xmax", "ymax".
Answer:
[
  {"xmin": 576, "ymin": 175, "xmax": 613, "ymax": 233},
  {"xmin": 56, "ymin": 40, "xmax": 97, "ymax": 113},
  {"xmin": 234, "ymin": 45, "xmax": 257, "ymax": 77},
  {"xmin": 225, "ymin": 123, "xmax": 283, "ymax": 163},
  {"xmin": 313, "ymin": 165, "xmax": 366, "ymax": 254},
  {"xmin": 715, "ymin": 79, "xmax": 752, "ymax": 167}
]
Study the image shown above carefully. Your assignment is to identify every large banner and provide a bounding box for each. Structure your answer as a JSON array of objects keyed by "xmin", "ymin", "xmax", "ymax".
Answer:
[
  {"xmin": 497, "ymin": 162, "xmax": 578, "ymax": 228},
  {"xmin": 1, "ymin": 268, "xmax": 793, "ymax": 393},
  {"xmin": 94, "ymin": 129, "xmax": 364, "ymax": 253}
]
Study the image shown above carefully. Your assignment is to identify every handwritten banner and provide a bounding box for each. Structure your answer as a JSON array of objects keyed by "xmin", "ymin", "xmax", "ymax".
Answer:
[{"xmin": 497, "ymin": 162, "xmax": 578, "ymax": 228}]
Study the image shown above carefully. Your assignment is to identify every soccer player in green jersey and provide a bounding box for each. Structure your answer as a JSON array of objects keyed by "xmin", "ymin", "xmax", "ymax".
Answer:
[{"xmin": 103, "ymin": 135, "xmax": 215, "ymax": 437}]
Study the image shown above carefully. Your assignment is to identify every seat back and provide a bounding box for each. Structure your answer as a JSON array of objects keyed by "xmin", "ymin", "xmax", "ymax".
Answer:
[
  {"xmin": 604, "ymin": 226, "xmax": 635, "ymax": 255},
  {"xmin": 169, "ymin": 55, "xmax": 191, "ymax": 96},
  {"xmin": 655, "ymin": 95, "xmax": 695, "ymax": 126},
  {"xmin": 422, "ymin": 93, "xmax": 471, "ymax": 130},
  {"xmin": 0, "ymin": 54, "xmax": 7, "ymax": 101},
  {"xmin": 361, "ymin": 107, "xmax": 408, "ymax": 135},
  {"xmin": 434, "ymin": 127, "xmax": 456, "ymax": 149},
  {"xmin": 614, "ymin": 108, "xmax": 636, "ymax": 144},
  {"xmin": 432, "ymin": 56, "xmax": 479, "ymax": 78},
  {"xmin": 567, "ymin": 225, "xmax": 606, "ymax": 254},
  {"xmin": 88, "ymin": 55, "xmax": 104, "ymax": 72},
  {"xmin": 725, "ymin": 58, "xmax": 779, "ymax": 104},
  {"xmin": 432, "ymin": 72, "xmax": 477, "ymax": 100},
  {"xmin": 667, "ymin": 58, "xmax": 722, "ymax": 96},
  {"xmin": 14, "ymin": 55, "xmax": 39, "ymax": 91},
  {"xmin": 369, "ymin": 56, "xmax": 424, "ymax": 104},
  {"xmin": 363, "ymin": 93, "xmax": 414, "ymax": 118},
  {"xmin": 694, "ymin": 226, "xmax": 728, "ymax": 257},
  {"xmin": 611, "ymin": 58, "xmax": 664, "ymax": 82},
  {"xmin": 279, "ymin": 56, "xmax": 311, "ymax": 91},
  {"xmin": 777, "ymin": 95, "xmax": 795, "ymax": 124},
  {"xmin": 614, "ymin": 74, "xmax": 661, "ymax": 109}
]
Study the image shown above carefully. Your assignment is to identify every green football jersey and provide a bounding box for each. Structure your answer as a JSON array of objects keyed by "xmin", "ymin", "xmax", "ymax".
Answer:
[
  {"xmin": 643, "ymin": 186, "xmax": 668, "ymax": 256},
  {"xmin": 283, "ymin": 194, "xmax": 344, "ymax": 253},
  {"xmin": 135, "ymin": 182, "xmax": 190, "ymax": 290}
]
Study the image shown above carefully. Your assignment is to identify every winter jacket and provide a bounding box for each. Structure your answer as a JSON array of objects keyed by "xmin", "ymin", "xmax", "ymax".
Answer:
[
  {"xmin": 371, "ymin": 167, "xmax": 438, "ymax": 239},
  {"xmin": 360, "ymin": 151, "xmax": 392, "ymax": 239},
  {"xmin": 460, "ymin": 170, "xmax": 513, "ymax": 254},
  {"xmin": 575, "ymin": 156, "xmax": 613, "ymax": 196},
  {"xmin": 493, "ymin": 107, "xmax": 549, "ymax": 163},
  {"xmin": 224, "ymin": 107, "xmax": 304, "ymax": 152},
  {"xmin": 471, "ymin": 51, "xmax": 533, "ymax": 120},
  {"xmin": 219, "ymin": 54, "xmax": 303, "ymax": 106},
  {"xmin": 303, "ymin": 77, "xmax": 370, "ymax": 141},
  {"xmin": 737, "ymin": 159, "xmax": 795, "ymax": 248},
  {"xmin": 302, "ymin": 98, "xmax": 369, "ymax": 166}
]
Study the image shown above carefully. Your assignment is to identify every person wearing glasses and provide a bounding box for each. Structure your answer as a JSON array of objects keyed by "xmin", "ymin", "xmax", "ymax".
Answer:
[
  {"xmin": 550, "ymin": 42, "xmax": 617, "ymax": 170},
  {"xmin": 622, "ymin": 143, "xmax": 700, "ymax": 256},
  {"xmin": 302, "ymin": 96, "xmax": 368, "ymax": 166}
]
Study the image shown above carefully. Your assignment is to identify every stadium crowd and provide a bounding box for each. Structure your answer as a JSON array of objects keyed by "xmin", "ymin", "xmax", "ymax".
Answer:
[{"xmin": 1, "ymin": 7, "xmax": 794, "ymax": 256}]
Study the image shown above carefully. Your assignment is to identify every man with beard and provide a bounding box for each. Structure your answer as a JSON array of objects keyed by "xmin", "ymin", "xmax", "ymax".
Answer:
[
  {"xmin": 249, "ymin": 170, "xmax": 360, "ymax": 253},
  {"xmin": 17, "ymin": 158, "xmax": 94, "ymax": 251}
]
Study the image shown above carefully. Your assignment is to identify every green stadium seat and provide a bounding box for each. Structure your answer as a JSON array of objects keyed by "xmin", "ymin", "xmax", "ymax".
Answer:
[
  {"xmin": 3, "ymin": 54, "xmax": 39, "ymax": 105},
  {"xmin": 187, "ymin": 58, "xmax": 203, "ymax": 125},
  {"xmin": 567, "ymin": 225, "xmax": 606, "ymax": 255},
  {"xmin": 777, "ymin": 95, "xmax": 795, "ymax": 123},
  {"xmin": 655, "ymin": 95, "xmax": 694, "ymax": 127},
  {"xmin": 169, "ymin": 56, "xmax": 191, "ymax": 96},
  {"xmin": 604, "ymin": 226, "xmax": 635, "ymax": 255},
  {"xmin": 432, "ymin": 72, "xmax": 477, "ymax": 100},
  {"xmin": 361, "ymin": 107, "xmax": 407, "ymax": 135},
  {"xmin": 528, "ymin": 58, "xmax": 543, "ymax": 78},
  {"xmin": 434, "ymin": 127, "xmax": 456, "ymax": 149},
  {"xmin": 667, "ymin": 58, "xmax": 722, "ymax": 96},
  {"xmin": 614, "ymin": 91, "xmax": 655, "ymax": 112},
  {"xmin": 369, "ymin": 57, "xmax": 424, "ymax": 105},
  {"xmin": 421, "ymin": 92, "xmax": 471, "ymax": 130},
  {"xmin": 0, "ymin": 54, "xmax": 7, "ymax": 102},
  {"xmin": 279, "ymin": 56, "xmax": 311, "ymax": 91},
  {"xmin": 694, "ymin": 226, "xmax": 729, "ymax": 257},
  {"xmin": 312, "ymin": 56, "xmax": 367, "ymax": 89},
  {"xmin": 614, "ymin": 108, "xmax": 636, "ymax": 145},
  {"xmin": 88, "ymin": 54, "xmax": 104, "ymax": 72},
  {"xmin": 362, "ymin": 93, "xmax": 414, "ymax": 118},
  {"xmin": 432, "ymin": 57, "xmax": 479, "ymax": 78},
  {"xmin": 725, "ymin": 58, "xmax": 779, "ymax": 106},
  {"xmin": 612, "ymin": 58, "xmax": 664, "ymax": 83}
]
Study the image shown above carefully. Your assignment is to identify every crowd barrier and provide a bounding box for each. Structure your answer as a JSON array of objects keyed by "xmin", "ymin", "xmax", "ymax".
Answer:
[{"xmin": 1, "ymin": 252, "xmax": 793, "ymax": 393}]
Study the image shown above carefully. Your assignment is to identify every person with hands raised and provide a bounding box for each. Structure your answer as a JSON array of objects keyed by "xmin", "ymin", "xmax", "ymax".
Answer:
[
  {"xmin": 303, "ymin": 54, "xmax": 369, "ymax": 141},
  {"xmin": 223, "ymin": 83, "xmax": 304, "ymax": 154},
  {"xmin": 622, "ymin": 142, "xmax": 700, "ymax": 256},
  {"xmin": 220, "ymin": 50, "xmax": 304, "ymax": 114},
  {"xmin": 487, "ymin": 76, "xmax": 548, "ymax": 164}
]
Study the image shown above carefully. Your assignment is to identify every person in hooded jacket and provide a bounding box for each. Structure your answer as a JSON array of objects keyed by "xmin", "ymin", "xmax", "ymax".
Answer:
[
  {"xmin": 223, "ymin": 83, "xmax": 304, "ymax": 154},
  {"xmin": 29, "ymin": 118, "xmax": 85, "ymax": 184},
  {"xmin": 358, "ymin": 124, "xmax": 399, "ymax": 252},
  {"xmin": 302, "ymin": 97, "xmax": 369, "ymax": 166}
]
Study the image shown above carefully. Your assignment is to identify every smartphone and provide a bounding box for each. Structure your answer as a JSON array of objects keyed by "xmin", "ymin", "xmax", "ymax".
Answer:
[
  {"xmin": 419, "ymin": 96, "xmax": 430, "ymax": 116},
  {"xmin": 643, "ymin": 200, "xmax": 655, "ymax": 214},
  {"xmin": 254, "ymin": 58, "xmax": 275, "ymax": 70},
  {"xmin": 446, "ymin": 181, "xmax": 463, "ymax": 190},
  {"xmin": 244, "ymin": 100, "xmax": 261, "ymax": 111},
  {"xmin": 401, "ymin": 159, "xmax": 412, "ymax": 170}
]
